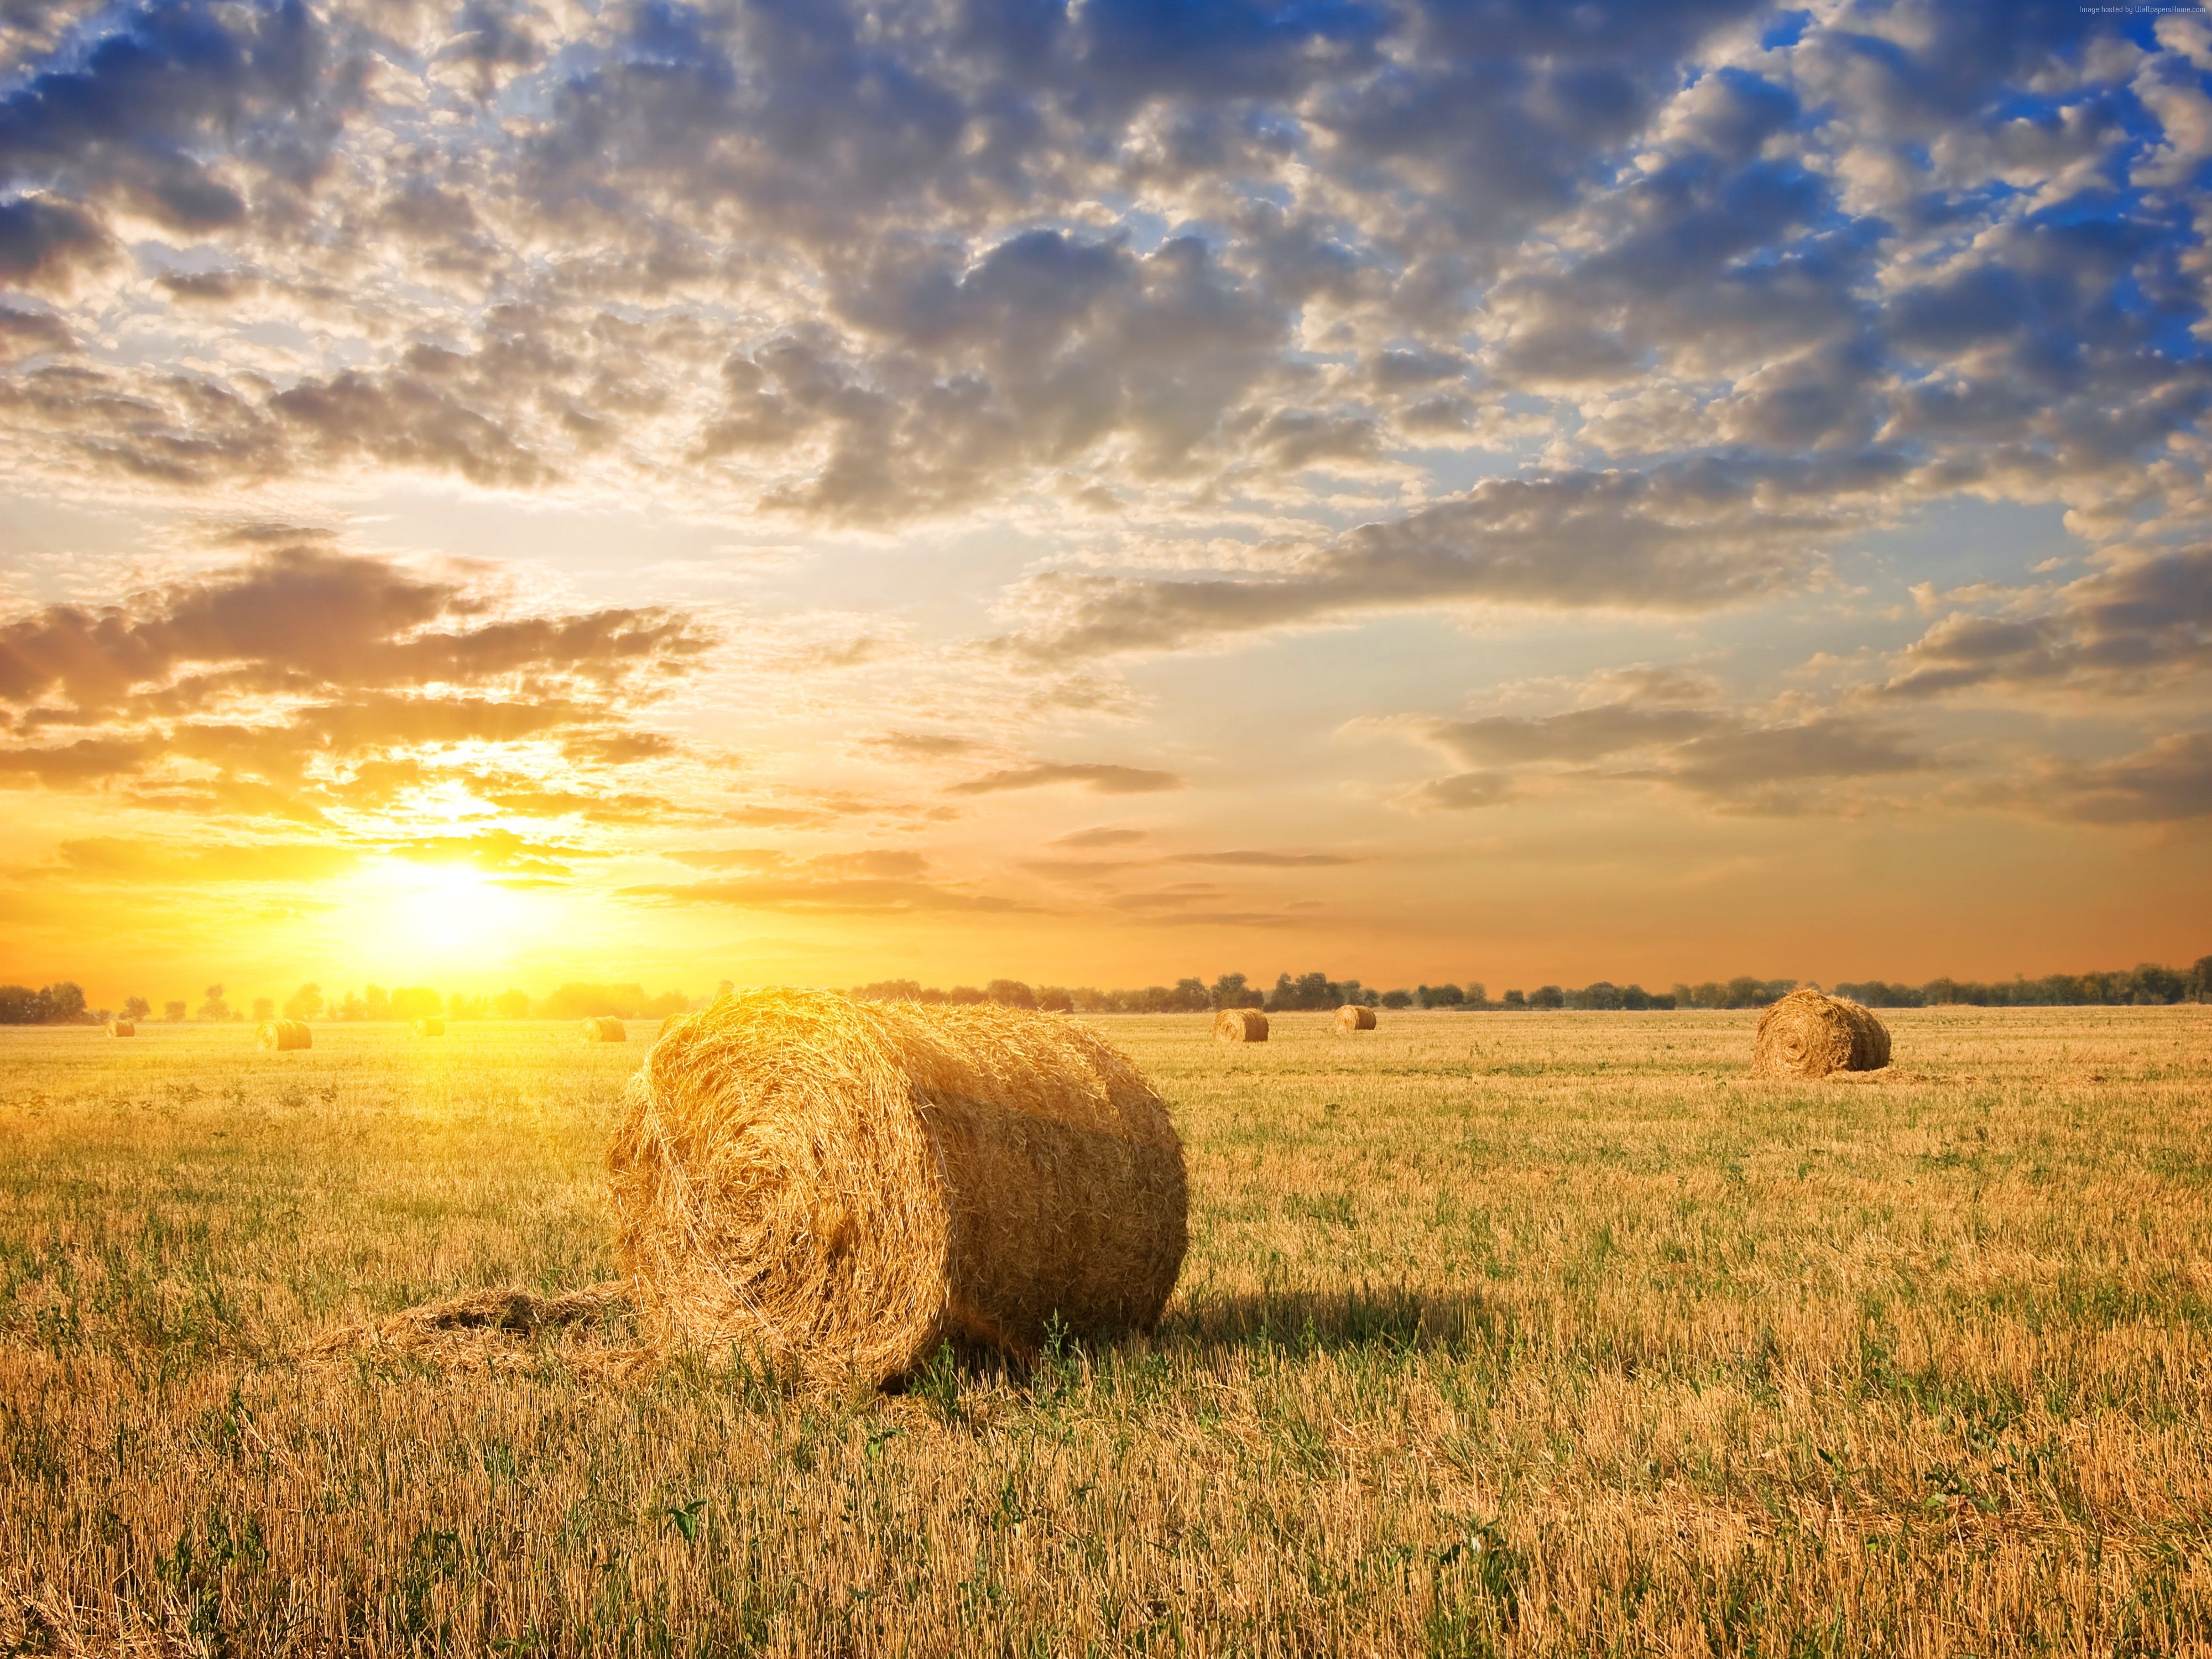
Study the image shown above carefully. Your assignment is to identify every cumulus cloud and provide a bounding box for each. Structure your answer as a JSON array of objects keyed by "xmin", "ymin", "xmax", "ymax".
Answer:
[
  {"xmin": 1399, "ymin": 672, "xmax": 1933, "ymax": 815},
  {"xmin": 996, "ymin": 461, "xmax": 1854, "ymax": 660},
  {"xmin": 1877, "ymin": 546, "xmax": 2212, "ymax": 700},
  {"xmin": 0, "ymin": 541, "xmax": 713, "ymax": 832}
]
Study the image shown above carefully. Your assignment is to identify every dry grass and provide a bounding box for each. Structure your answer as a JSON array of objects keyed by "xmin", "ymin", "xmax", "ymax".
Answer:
[{"xmin": 3, "ymin": 1008, "xmax": 2211, "ymax": 1656}]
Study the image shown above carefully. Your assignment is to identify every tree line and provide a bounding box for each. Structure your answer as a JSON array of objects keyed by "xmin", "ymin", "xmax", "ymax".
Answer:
[
  {"xmin": 5, "ymin": 957, "xmax": 2210, "ymax": 1026},
  {"xmin": 0, "ymin": 979, "xmax": 703, "ymax": 1025}
]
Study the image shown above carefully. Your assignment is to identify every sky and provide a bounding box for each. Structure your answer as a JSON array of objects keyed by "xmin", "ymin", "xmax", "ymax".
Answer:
[{"xmin": 1, "ymin": 0, "xmax": 2209, "ymax": 1009}]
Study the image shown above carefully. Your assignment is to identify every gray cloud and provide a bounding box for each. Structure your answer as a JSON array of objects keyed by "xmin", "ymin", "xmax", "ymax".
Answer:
[
  {"xmin": 999, "ymin": 461, "xmax": 1855, "ymax": 660},
  {"xmin": 1882, "ymin": 547, "xmax": 2212, "ymax": 698}
]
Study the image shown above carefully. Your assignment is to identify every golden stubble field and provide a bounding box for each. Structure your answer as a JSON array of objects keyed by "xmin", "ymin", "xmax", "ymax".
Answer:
[{"xmin": 2, "ymin": 1008, "xmax": 2210, "ymax": 1657}]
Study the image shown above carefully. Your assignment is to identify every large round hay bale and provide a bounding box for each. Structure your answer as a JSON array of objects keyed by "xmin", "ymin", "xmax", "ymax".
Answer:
[
  {"xmin": 1213, "ymin": 1008, "xmax": 1269, "ymax": 1043},
  {"xmin": 606, "ymin": 987, "xmax": 1188, "ymax": 1386},
  {"xmin": 258, "ymin": 1019, "xmax": 311, "ymax": 1051},
  {"xmin": 413, "ymin": 1017, "xmax": 446, "ymax": 1036},
  {"xmin": 1752, "ymin": 989, "xmax": 1889, "ymax": 1078},
  {"xmin": 658, "ymin": 1011, "xmax": 687, "ymax": 1039},
  {"xmin": 1332, "ymin": 1004, "xmax": 1376, "ymax": 1033},
  {"xmin": 106, "ymin": 1019, "xmax": 135, "ymax": 1037},
  {"xmin": 582, "ymin": 1016, "xmax": 626, "ymax": 1042}
]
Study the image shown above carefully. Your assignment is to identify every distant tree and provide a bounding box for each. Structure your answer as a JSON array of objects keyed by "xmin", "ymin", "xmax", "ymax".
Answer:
[
  {"xmin": 1502, "ymin": 989, "xmax": 1526, "ymax": 1008},
  {"xmin": 1036, "ymin": 985, "xmax": 1074, "ymax": 1013},
  {"xmin": 2131, "ymin": 962, "xmax": 2186, "ymax": 1004},
  {"xmin": 1167, "ymin": 978, "xmax": 1209, "ymax": 1012},
  {"xmin": 0, "ymin": 986, "xmax": 35, "ymax": 1023},
  {"xmin": 946, "ymin": 985, "xmax": 985, "ymax": 1005},
  {"xmin": 197, "ymin": 983, "xmax": 231, "ymax": 1021},
  {"xmin": 539, "ymin": 983, "xmax": 684, "ymax": 1020},
  {"xmin": 716, "ymin": 980, "xmax": 734, "ymax": 999},
  {"xmin": 1209, "ymin": 972, "xmax": 1264, "ymax": 1010},
  {"xmin": 121, "ymin": 996, "xmax": 150, "ymax": 1021},
  {"xmin": 251, "ymin": 997, "xmax": 274, "ymax": 1022},
  {"xmin": 389, "ymin": 986, "xmax": 441, "ymax": 1021},
  {"xmin": 283, "ymin": 983, "xmax": 324, "ymax": 1020},
  {"xmin": 985, "ymin": 979, "xmax": 1037, "ymax": 1009},
  {"xmin": 164, "ymin": 1000, "xmax": 187, "ymax": 1022},
  {"xmin": 446, "ymin": 993, "xmax": 485, "ymax": 1020},
  {"xmin": 1573, "ymin": 982, "xmax": 1621, "ymax": 1010},
  {"xmin": 1419, "ymin": 983, "xmax": 1464, "ymax": 1008},
  {"xmin": 853, "ymin": 980, "xmax": 925, "ymax": 1001},
  {"xmin": 1464, "ymin": 983, "xmax": 1487, "ymax": 1008},
  {"xmin": 335, "ymin": 991, "xmax": 366, "ymax": 1020},
  {"xmin": 2193, "ymin": 957, "xmax": 2212, "ymax": 1003},
  {"xmin": 363, "ymin": 984, "xmax": 390, "ymax": 1021},
  {"xmin": 1721, "ymin": 977, "xmax": 1768, "ymax": 1009},
  {"xmin": 1381, "ymin": 989, "xmax": 1413, "ymax": 1009},
  {"xmin": 493, "ymin": 988, "xmax": 530, "ymax": 1020},
  {"xmin": 1530, "ymin": 985, "xmax": 1564, "ymax": 1009},
  {"xmin": 42, "ymin": 983, "xmax": 87, "ymax": 1022}
]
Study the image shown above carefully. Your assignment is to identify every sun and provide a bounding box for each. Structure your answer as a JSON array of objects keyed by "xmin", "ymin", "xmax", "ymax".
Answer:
[{"xmin": 346, "ymin": 859, "xmax": 531, "ymax": 974}]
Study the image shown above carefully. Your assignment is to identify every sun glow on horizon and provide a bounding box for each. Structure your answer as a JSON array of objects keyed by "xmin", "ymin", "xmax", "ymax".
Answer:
[{"xmin": 341, "ymin": 859, "xmax": 544, "ymax": 978}]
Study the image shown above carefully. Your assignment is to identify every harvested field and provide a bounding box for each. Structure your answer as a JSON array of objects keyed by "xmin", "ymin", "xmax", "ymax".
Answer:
[{"xmin": 3, "ymin": 1008, "xmax": 2210, "ymax": 1655}]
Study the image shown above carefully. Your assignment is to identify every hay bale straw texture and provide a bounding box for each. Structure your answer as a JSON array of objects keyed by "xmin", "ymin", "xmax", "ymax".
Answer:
[
  {"xmin": 258, "ymin": 1019, "xmax": 311, "ymax": 1051},
  {"xmin": 1753, "ymin": 989, "xmax": 1891, "ymax": 1078},
  {"xmin": 582, "ymin": 1016, "xmax": 627, "ymax": 1042},
  {"xmin": 1213, "ymin": 1008, "xmax": 1269, "ymax": 1043},
  {"xmin": 1333, "ymin": 1004, "xmax": 1377, "ymax": 1033},
  {"xmin": 105, "ymin": 1019, "xmax": 134, "ymax": 1037},
  {"xmin": 606, "ymin": 987, "xmax": 1188, "ymax": 1386},
  {"xmin": 413, "ymin": 1016, "xmax": 446, "ymax": 1036}
]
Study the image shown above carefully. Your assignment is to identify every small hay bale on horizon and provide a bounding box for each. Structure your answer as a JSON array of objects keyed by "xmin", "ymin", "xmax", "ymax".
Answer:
[
  {"xmin": 1214, "ymin": 1008, "xmax": 1269, "ymax": 1044},
  {"xmin": 606, "ymin": 987, "xmax": 1188, "ymax": 1387},
  {"xmin": 1753, "ymin": 988, "xmax": 1890, "ymax": 1078},
  {"xmin": 259, "ymin": 1018, "xmax": 311, "ymax": 1051},
  {"xmin": 1333, "ymin": 1004, "xmax": 1376, "ymax": 1033},
  {"xmin": 413, "ymin": 1017, "xmax": 445, "ymax": 1036},
  {"xmin": 582, "ymin": 1016, "xmax": 626, "ymax": 1042},
  {"xmin": 106, "ymin": 1019, "xmax": 134, "ymax": 1037}
]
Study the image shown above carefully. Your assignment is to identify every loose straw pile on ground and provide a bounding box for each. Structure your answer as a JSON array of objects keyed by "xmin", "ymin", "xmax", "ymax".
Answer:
[
  {"xmin": 1333, "ymin": 1004, "xmax": 1376, "ymax": 1033},
  {"xmin": 413, "ymin": 1017, "xmax": 445, "ymax": 1037},
  {"xmin": 1214, "ymin": 1008, "xmax": 1269, "ymax": 1043},
  {"xmin": 607, "ymin": 988, "xmax": 1189, "ymax": 1387},
  {"xmin": 300, "ymin": 1282, "xmax": 640, "ymax": 1376},
  {"xmin": 1753, "ymin": 988, "xmax": 1891, "ymax": 1078},
  {"xmin": 581, "ymin": 1016, "xmax": 626, "ymax": 1042},
  {"xmin": 105, "ymin": 1019, "xmax": 133, "ymax": 1037},
  {"xmin": 258, "ymin": 1019, "xmax": 311, "ymax": 1051}
]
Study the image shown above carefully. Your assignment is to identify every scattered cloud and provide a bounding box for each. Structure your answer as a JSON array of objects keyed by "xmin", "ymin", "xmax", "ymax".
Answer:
[{"xmin": 949, "ymin": 761, "xmax": 1185, "ymax": 796}]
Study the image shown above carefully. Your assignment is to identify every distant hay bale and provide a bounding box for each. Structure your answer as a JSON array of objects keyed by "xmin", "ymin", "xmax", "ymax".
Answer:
[
  {"xmin": 105, "ymin": 1019, "xmax": 134, "ymax": 1037},
  {"xmin": 606, "ymin": 987, "xmax": 1188, "ymax": 1386},
  {"xmin": 258, "ymin": 1019, "xmax": 311, "ymax": 1051},
  {"xmin": 1333, "ymin": 1004, "xmax": 1376, "ymax": 1033},
  {"xmin": 1213, "ymin": 1008, "xmax": 1269, "ymax": 1043},
  {"xmin": 1753, "ymin": 989, "xmax": 1890, "ymax": 1078},
  {"xmin": 582, "ymin": 1016, "xmax": 626, "ymax": 1042},
  {"xmin": 413, "ymin": 1017, "xmax": 446, "ymax": 1036}
]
